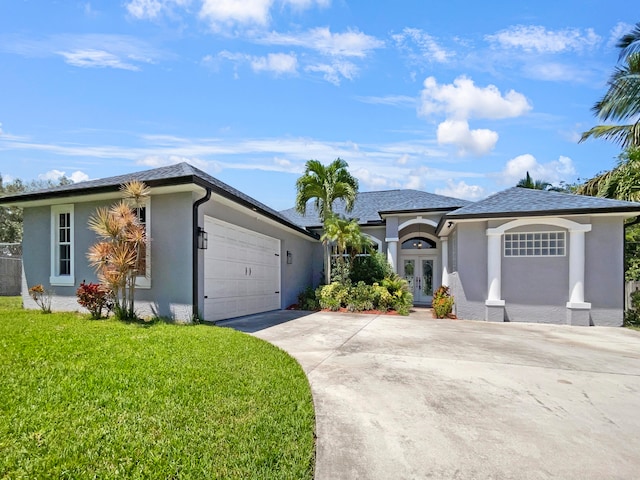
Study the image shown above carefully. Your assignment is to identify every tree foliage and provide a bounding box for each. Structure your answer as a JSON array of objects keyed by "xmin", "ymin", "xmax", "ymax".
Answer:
[
  {"xmin": 0, "ymin": 174, "xmax": 72, "ymax": 243},
  {"xmin": 580, "ymin": 23, "xmax": 640, "ymax": 148},
  {"xmin": 516, "ymin": 171, "xmax": 552, "ymax": 190}
]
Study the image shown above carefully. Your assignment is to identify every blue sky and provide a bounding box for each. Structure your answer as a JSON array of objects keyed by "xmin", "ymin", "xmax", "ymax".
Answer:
[{"xmin": 0, "ymin": 1, "xmax": 634, "ymax": 209}]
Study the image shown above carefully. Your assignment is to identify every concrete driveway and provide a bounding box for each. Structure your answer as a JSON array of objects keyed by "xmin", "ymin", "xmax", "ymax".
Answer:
[{"xmin": 220, "ymin": 310, "xmax": 640, "ymax": 479}]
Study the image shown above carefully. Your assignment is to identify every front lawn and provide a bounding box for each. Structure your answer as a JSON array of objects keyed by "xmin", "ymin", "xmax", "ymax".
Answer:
[{"xmin": 0, "ymin": 298, "xmax": 315, "ymax": 479}]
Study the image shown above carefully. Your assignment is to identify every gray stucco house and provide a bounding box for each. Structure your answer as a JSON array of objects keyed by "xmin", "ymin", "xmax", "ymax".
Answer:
[{"xmin": 2, "ymin": 162, "xmax": 640, "ymax": 326}]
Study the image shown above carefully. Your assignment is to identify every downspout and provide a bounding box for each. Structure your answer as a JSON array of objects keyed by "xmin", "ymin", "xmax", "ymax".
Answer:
[{"xmin": 192, "ymin": 187, "xmax": 212, "ymax": 320}]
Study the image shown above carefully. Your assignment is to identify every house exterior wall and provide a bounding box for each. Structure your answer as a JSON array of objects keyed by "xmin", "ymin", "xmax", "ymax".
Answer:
[
  {"xmin": 449, "ymin": 216, "xmax": 625, "ymax": 326},
  {"xmin": 448, "ymin": 222, "xmax": 487, "ymax": 320},
  {"xmin": 585, "ymin": 216, "xmax": 624, "ymax": 326},
  {"xmin": 22, "ymin": 192, "xmax": 194, "ymax": 320},
  {"xmin": 198, "ymin": 198, "xmax": 321, "ymax": 315}
]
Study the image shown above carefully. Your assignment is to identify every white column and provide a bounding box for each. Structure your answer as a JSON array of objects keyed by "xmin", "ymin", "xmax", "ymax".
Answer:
[
  {"xmin": 486, "ymin": 230, "xmax": 504, "ymax": 305},
  {"xmin": 440, "ymin": 237, "xmax": 449, "ymax": 287},
  {"xmin": 567, "ymin": 226, "xmax": 591, "ymax": 308},
  {"xmin": 386, "ymin": 238, "xmax": 398, "ymax": 274}
]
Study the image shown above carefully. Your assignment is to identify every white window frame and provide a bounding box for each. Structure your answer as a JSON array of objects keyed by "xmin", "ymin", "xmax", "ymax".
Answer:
[
  {"xmin": 50, "ymin": 204, "xmax": 75, "ymax": 286},
  {"xmin": 504, "ymin": 231, "xmax": 566, "ymax": 257},
  {"xmin": 134, "ymin": 197, "xmax": 151, "ymax": 288}
]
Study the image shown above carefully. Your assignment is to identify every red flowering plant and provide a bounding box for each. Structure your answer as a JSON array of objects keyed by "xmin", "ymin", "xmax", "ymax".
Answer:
[{"xmin": 76, "ymin": 281, "xmax": 113, "ymax": 319}]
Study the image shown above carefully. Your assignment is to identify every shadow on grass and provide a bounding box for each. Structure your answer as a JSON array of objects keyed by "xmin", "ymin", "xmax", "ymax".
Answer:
[{"xmin": 213, "ymin": 309, "xmax": 317, "ymax": 333}]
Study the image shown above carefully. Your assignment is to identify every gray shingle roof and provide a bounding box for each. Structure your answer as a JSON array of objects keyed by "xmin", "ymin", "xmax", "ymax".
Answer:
[
  {"xmin": 0, "ymin": 162, "xmax": 316, "ymax": 238},
  {"xmin": 280, "ymin": 189, "xmax": 471, "ymax": 227},
  {"xmin": 447, "ymin": 187, "xmax": 640, "ymax": 219}
]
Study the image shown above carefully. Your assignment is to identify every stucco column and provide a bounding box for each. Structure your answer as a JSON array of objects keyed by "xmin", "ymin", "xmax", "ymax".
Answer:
[
  {"xmin": 486, "ymin": 230, "xmax": 504, "ymax": 305},
  {"xmin": 386, "ymin": 238, "xmax": 399, "ymax": 274},
  {"xmin": 440, "ymin": 237, "xmax": 449, "ymax": 287},
  {"xmin": 567, "ymin": 225, "xmax": 592, "ymax": 308}
]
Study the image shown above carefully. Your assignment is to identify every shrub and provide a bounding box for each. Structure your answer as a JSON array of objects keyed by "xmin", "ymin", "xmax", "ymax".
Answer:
[
  {"xmin": 318, "ymin": 282, "xmax": 350, "ymax": 311},
  {"xmin": 28, "ymin": 284, "xmax": 52, "ymax": 313},
  {"xmin": 381, "ymin": 274, "xmax": 413, "ymax": 316},
  {"xmin": 346, "ymin": 281, "xmax": 375, "ymax": 312},
  {"xmin": 297, "ymin": 286, "xmax": 320, "ymax": 311},
  {"xmin": 330, "ymin": 260, "xmax": 351, "ymax": 284},
  {"xmin": 624, "ymin": 290, "xmax": 640, "ymax": 327},
  {"xmin": 432, "ymin": 285, "xmax": 454, "ymax": 319},
  {"xmin": 76, "ymin": 281, "xmax": 112, "ymax": 319},
  {"xmin": 349, "ymin": 252, "xmax": 392, "ymax": 284}
]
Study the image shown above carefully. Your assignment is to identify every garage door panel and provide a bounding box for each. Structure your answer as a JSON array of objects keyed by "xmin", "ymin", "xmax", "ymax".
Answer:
[{"xmin": 204, "ymin": 216, "xmax": 281, "ymax": 321}]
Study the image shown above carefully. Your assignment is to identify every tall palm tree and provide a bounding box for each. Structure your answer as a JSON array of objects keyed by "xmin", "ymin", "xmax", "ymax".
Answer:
[
  {"xmin": 295, "ymin": 158, "xmax": 359, "ymax": 222},
  {"xmin": 580, "ymin": 22, "xmax": 640, "ymax": 149},
  {"xmin": 295, "ymin": 158, "xmax": 359, "ymax": 283},
  {"xmin": 516, "ymin": 171, "xmax": 552, "ymax": 190}
]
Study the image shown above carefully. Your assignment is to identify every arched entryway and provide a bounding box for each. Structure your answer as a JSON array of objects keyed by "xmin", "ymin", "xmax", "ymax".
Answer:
[{"xmin": 397, "ymin": 218, "xmax": 440, "ymax": 305}]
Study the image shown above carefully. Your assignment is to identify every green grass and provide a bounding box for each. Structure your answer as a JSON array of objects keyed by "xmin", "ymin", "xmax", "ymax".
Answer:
[{"xmin": 0, "ymin": 297, "xmax": 315, "ymax": 479}]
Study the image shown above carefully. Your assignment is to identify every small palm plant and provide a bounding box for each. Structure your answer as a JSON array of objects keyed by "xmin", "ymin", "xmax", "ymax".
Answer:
[{"xmin": 87, "ymin": 181, "xmax": 150, "ymax": 320}]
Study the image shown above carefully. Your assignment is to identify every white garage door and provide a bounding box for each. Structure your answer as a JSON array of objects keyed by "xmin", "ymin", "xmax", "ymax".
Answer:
[{"xmin": 204, "ymin": 216, "xmax": 281, "ymax": 321}]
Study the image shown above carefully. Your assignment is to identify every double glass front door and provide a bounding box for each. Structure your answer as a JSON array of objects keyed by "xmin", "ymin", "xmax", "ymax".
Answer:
[{"xmin": 402, "ymin": 257, "xmax": 434, "ymax": 304}]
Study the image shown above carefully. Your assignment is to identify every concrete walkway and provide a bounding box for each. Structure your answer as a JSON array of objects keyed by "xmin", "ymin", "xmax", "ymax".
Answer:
[{"xmin": 220, "ymin": 310, "xmax": 640, "ymax": 479}]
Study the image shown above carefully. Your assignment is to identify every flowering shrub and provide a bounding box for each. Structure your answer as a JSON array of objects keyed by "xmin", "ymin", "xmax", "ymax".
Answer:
[
  {"xmin": 76, "ymin": 281, "xmax": 112, "ymax": 319},
  {"xmin": 432, "ymin": 285, "xmax": 454, "ymax": 319},
  {"xmin": 28, "ymin": 284, "xmax": 52, "ymax": 313}
]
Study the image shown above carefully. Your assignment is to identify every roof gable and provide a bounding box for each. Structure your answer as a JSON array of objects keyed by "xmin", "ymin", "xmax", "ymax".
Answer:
[
  {"xmin": 447, "ymin": 187, "xmax": 640, "ymax": 219},
  {"xmin": 280, "ymin": 189, "xmax": 471, "ymax": 227}
]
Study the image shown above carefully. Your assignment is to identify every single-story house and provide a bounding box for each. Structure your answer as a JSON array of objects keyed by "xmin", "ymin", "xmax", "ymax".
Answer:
[{"xmin": 2, "ymin": 162, "xmax": 640, "ymax": 326}]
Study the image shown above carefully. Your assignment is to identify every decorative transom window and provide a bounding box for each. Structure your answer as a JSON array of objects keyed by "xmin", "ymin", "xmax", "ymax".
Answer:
[
  {"xmin": 50, "ymin": 204, "xmax": 75, "ymax": 286},
  {"xmin": 401, "ymin": 237, "xmax": 436, "ymax": 250},
  {"xmin": 504, "ymin": 231, "xmax": 566, "ymax": 257}
]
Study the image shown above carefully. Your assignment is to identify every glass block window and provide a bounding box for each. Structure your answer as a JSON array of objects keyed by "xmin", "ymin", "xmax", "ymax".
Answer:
[{"xmin": 504, "ymin": 231, "xmax": 566, "ymax": 257}]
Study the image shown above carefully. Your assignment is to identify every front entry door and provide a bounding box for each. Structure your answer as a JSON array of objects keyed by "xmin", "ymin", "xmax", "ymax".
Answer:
[{"xmin": 401, "ymin": 257, "xmax": 434, "ymax": 305}]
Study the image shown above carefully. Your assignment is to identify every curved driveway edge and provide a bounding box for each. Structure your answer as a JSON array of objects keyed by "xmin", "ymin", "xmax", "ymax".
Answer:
[{"xmin": 222, "ymin": 311, "xmax": 640, "ymax": 480}]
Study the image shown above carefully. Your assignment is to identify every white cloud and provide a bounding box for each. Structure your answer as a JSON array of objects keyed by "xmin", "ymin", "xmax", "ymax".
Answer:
[
  {"xmin": 435, "ymin": 180, "xmax": 486, "ymax": 200},
  {"xmin": 215, "ymin": 50, "xmax": 297, "ymax": 76},
  {"xmin": 57, "ymin": 49, "xmax": 140, "ymax": 70},
  {"xmin": 419, "ymin": 76, "xmax": 530, "ymax": 156},
  {"xmin": 70, "ymin": 171, "xmax": 90, "ymax": 183},
  {"xmin": 199, "ymin": 0, "xmax": 273, "ymax": 29},
  {"xmin": 609, "ymin": 22, "xmax": 634, "ymax": 48},
  {"xmin": 259, "ymin": 27, "xmax": 384, "ymax": 57},
  {"xmin": 125, "ymin": 0, "xmax": 191, "ymax": 19},
  {"xmin": 436, "ymin": 120, "xmax": 498, "ymax": 156},
  {"xmin": 392, "ymin": 27, "xmax": 454, "ymax": 64},
  {"xmin": 396, "ymin": 154, "xmax": 409, "ymax": 165},
  {"xmin": 305, "ymin": 60, "xmax": 358, "ymax": 85},
  {"xmin": 137, "ymin": 154, "xmax": 209, "ymax": 170},
  {"xmin": 284, "ymin": 0, "xmax": 330, "ymax": 9},
  {"xmin": 500, "ymin": 154, "xmax": 576, "ymax": 185},
  {"xmin": 523, "ymin": 62, "xmax": 577, "ymax": 82},
  {"xmin": 355, "ymin": 95, "xmax": 415, "ymax": 107},
  {"xmin": 485, "ymin": 25, "xmax": 600, "ymax": 54},
  {"xmin": 3, "ymin": 34, "xmax": 161, "ymax": 70},
  {"xmin": 38, "ymin": 169, "xmax": 89, "ymax": 183},
  {"xmin": 420, "ymin": 75, "xmax": 531, "ymax": 120},
  {"xmin": 250, "ymin": 52, "xmax": 297, "ymax": 75}
]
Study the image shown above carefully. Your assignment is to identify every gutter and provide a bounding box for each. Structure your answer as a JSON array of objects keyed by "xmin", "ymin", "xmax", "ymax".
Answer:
[{"xmin": 192, "ymin": 187, "xmax": 212, "ymax": 320}]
